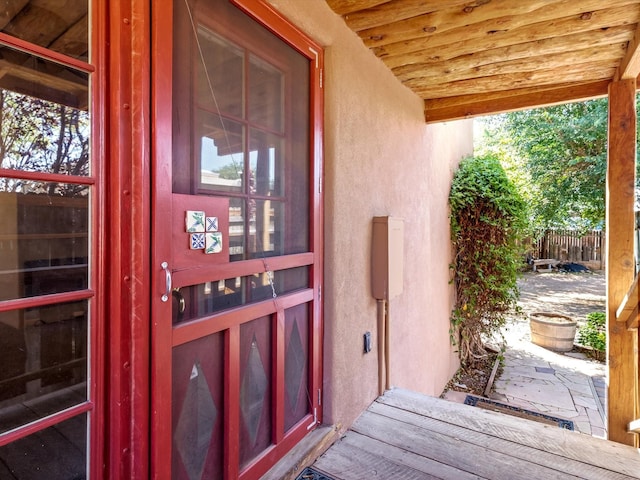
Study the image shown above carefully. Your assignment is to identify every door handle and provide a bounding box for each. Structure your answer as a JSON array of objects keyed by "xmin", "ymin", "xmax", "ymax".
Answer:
[{"xmin": 161, "ymin": 261, "xmax": 172, "ymax": 302}]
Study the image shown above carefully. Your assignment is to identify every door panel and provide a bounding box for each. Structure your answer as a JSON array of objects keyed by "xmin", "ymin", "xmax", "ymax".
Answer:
[
  {"xmin": 0, "ymin": 6, "xmax": 97, "ymax": 475},
  {"xmin": 172, "ymin": 332, "xmax": 225, "ymax": 479},
  {"xmin": 152, "ymin": 0, "xmax": 323, "ymax": 478}
]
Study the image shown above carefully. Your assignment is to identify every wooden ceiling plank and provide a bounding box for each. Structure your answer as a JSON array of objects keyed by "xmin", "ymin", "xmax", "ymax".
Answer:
[
  {"xmin": 340, "ymin": 0, "xmax": 489, "ymax": 32},
  {"xmin": 362, "ymin": 0, "xmax": 638, "ymax": 49},
  {"xmin": 48, "ymin": 14, "xmax": 88, "ymax": 59},
  {"xmin": 374, "ymin": 3, "xmax": 640, "ymax": 65},
  {"xmin": 326, "ymin": 0, "xmax": 477, "ymax": 19},
  {"xmin": 617, "ymin": 22, "xmax": 640, "ymax": 79},
  {"xmin": 324, "ymin": 0, "xmax": 391, "ymax": 17},
  {"xmin": 424, "ymin": 80, "xmax": 609, "ymax": 110},
  {"xmin": 360, "ymin": 0, "xmax": 573, "ymax": 47},
  {"xmin": 397, "ymin": 43, "xmax": 625, "ymax": 85},
  {"xmin": 391, "ymin": 24, "xmax": 634, "ymax": 74},
  {"xmin": 0, "ymin": 58, "xmax": 87, "ymax": 94},
  {"xmin": 0, "ymin": 0, "xmax": 29, "ymax": 31},
  {"xmin": 409, "ymin": 61, "xmax": 616, "ymax": 99},
  {"xmin": 2, "ymin": 0, "xmax": 88, "ymax": 49},
  {"xmin": 423, "ymin": 81, "xmax": 609, "ymax": 122}
]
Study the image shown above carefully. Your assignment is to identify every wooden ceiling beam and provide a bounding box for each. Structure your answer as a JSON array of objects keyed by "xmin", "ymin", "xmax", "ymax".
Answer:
[
  {"xmin": 338, "ymin": 0, "xmax": 488, "ymax": 32},
  {"xmin": 424, "ymin": 81, "xmax": 609, "ymax": 123},
  {"xmin": 360, "ymin": 0, "xmax": 619, "ymax": 48},
  {"xmin": 397, "ymin": 44, "xmax": 624, "ymax": 86},
  {"xmin": 0, "ymin": 0, "xmax": 28, "ymax": 31},
  {"xmin": 48, "ymin": 14, "xmax": 88, "ymax": 60},
  {"xmin": 410, "ymin": 60, "xmax": 615, "ymax": 99},
  {"xmin": 2, "ymin": 0, "xmax": 87, "ymax": 50},
  {"xmin": 617, "ymin": 22, "xmax": 640, "ymax": 79},
  {"xmin": 390, "ymin": 24, "xmax": 634, "ymax": 73},
  {"xmin": 326, "ymin": 0, "xmax": 476, "ymax": 19},
  {"xmin": 324, "ymin": 0, "xmax": 391, "ymax": 17},
  {"xmin": 373, "ymin": 3, "xmax": 639, "ymax": 65}
]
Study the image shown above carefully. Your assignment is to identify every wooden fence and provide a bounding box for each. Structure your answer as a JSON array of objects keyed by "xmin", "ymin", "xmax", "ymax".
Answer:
[{"xmin": 532, "ymin": 229, "xmax": 605, "ymax": 269}]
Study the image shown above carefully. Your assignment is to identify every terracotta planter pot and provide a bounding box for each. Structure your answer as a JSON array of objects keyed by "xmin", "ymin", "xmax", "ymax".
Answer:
[{"xmin": 529, "ymin": 312, "xmax": 577, "ymax": 352}]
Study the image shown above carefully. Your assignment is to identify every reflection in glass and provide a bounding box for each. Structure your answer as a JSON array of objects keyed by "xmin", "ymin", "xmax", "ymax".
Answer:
[
  {"xmin": 239, "ymin": 316, "xmax": 272, "ymax": 468},
  {"xmin": 198, "ymin": 111, "xmax": 244, "ymax": 192},
  {"xmin": 0, "ymin": 46, "xmax": 90, "ymax": 175},
  {"xmin": 0, "ymin": 301, "xmax": 88, "ymax": 435},
  {"xmin": 197, "ymin": 26, "xmax": 244, "ymax": 118},
  {"xmin": 249, "ymin": 129, "xmax": 283, "ymax": 197},
  {"xmin": 0, "ymin": 414, "xmax": 87, "ymax": 478},
  {"xmin": 172, "ymin": 267, "xmax": 309, "ymax": 324},
  {"xmin": 1, "ymin": 5, "xmax": 89, "ymax": 61},
  {"xmin": 0, "ymin": 182, "xmax": 89, "ymax": 302},
  {"xmin": 284, "ymin": 304, "xmax": 310, "ymax": 431},
  {"xmin": 172, "ymin": 333, "xmax": 224, "ymax": 480},
  {"xmin": 230, "ymin": 199, "xmax": 308, "ymax": 261},
  {"xmin": 249, "ymin": 55, "xmax": 283, "ymax": 132}
]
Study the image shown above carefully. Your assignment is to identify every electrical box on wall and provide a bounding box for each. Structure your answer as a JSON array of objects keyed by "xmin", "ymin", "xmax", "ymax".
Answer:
[{"xmin": 371, "ymin": 216, "xmax": 404, "ymax": 300}]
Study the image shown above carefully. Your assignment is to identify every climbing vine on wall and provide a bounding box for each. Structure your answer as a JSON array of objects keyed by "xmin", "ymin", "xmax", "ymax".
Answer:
[{"xmin": 449, "ymin": 154, "xmax": 528, "ymax": 367}]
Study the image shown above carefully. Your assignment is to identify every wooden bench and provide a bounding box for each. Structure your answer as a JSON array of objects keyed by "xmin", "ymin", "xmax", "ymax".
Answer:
[{"xmin": 532, "ymin": 259, "xmax": 560, "ymax": 272}]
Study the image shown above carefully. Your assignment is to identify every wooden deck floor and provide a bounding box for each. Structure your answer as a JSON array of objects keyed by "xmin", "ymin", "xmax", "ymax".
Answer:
[{"xmin": 312, "ymin": 389, "xmax": 640, "ymax": 480}]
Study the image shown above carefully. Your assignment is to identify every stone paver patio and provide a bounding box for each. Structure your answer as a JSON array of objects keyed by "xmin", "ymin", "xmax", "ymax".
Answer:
[{"xmin": 493, "ymin": 271, "xmax": 607, "ymax": 437}]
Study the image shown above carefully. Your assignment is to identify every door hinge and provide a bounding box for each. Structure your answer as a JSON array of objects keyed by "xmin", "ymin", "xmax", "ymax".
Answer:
[
  {"xmin": 320, "ymin": 68, "xmax": 323, "ymax": 89},
  {"xmin": 318, "ymin": 388, "xmax": 322, "ymax": 406},
  {"xmin": 318, "ymin": 285, "xmax": 322, "ymax": 302}
]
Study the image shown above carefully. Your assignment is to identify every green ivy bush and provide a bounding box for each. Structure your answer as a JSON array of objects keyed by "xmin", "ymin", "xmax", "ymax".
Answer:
[
  {"xmin": 449, "ymin": 154, "xmax": 528, "ymax": 367},
  {"xmin": 578, "ymin": 311, "xmax": 606, "ymax": 352}
]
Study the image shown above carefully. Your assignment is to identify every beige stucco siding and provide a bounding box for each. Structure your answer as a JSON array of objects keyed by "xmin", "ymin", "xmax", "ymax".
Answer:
[{"xmin": 268, "ymin": 0, "xmax": 473, "ymax": 429}]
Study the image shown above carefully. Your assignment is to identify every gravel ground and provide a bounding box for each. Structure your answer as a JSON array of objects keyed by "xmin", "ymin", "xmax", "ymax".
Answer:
[
  {"xmin": 514, "ymin": 270, "xmax": 606, "ymax": 325},
  {"xmin": 501, "ymin": 269, "xmax": 606, "ymax": 347}
]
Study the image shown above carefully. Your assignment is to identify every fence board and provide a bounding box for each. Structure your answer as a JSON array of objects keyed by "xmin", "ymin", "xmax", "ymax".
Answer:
[{"xmin": 532, "ymin": 230, "xmax": 604, "ymax": 269}]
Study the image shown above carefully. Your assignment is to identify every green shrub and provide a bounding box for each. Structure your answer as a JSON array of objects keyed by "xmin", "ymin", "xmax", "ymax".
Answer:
[
  {"xmin": 578, "ymin": 311, "xmax": 606, "ymax": 352},
  {"xmin": 449, "ymin": 154, "xmax": 528, "ymax": 367}
]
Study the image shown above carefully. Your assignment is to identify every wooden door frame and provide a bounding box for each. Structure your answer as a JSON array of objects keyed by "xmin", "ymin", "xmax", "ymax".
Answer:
[{"xmin": 106, "ymin": 0, "xmax": 152, "ymax": 478}]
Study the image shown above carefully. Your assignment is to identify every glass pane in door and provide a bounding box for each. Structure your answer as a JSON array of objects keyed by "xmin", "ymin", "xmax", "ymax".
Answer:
[
  {"xmin": 239, "ymin": 315, "xmax": 272, "ymax": 468},
  {"xmin": 284, "ymin": 303, "xmax": 310, "ymax": 431},
  {"xmin": 0, "ymin": 301, "xmax": 87, "ymax": 434},
  {"xmin": 0, "ymin": 25, "xmax": 92, "ymax": 479},
  {"xmin": 0, "ymin": 183, "xmax": 89, "ymax": 302},
  {"xmin": 0, "ymin": 414, "xmax": 87, "ymax": 479},
  {"xmin": 172, "ymin": 333, "xmax": 225, "ymax": 480}
]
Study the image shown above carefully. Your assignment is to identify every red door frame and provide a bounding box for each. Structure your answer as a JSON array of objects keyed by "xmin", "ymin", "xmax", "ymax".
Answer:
[
  {"xmin": 106, "ymin": 1, "xmax": 152, "ymax": 478},
  {"xmin": 149, "ymin": 0, "xmax": 324, "ymax": 478}
]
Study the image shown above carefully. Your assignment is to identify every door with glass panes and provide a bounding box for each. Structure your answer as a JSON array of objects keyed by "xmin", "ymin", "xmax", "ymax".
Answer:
[
  {"xmin": 0, "ymin": 2, "xmax": 100, "ymax": 478},
  {"xmin": 151, "ymin": 1, "xmax": 323, "ymax": 478}
]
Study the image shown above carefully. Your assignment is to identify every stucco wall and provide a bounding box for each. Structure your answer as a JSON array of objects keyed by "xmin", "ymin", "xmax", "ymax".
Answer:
[{"xmin": 268, "ymin": 0, "xmax": 473, "ymax": 429}]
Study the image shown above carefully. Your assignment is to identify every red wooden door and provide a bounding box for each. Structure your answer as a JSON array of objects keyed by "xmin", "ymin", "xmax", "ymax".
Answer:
[{"xmin": 151, "ymin": 1, "xmax": 323, "ymax": 479}]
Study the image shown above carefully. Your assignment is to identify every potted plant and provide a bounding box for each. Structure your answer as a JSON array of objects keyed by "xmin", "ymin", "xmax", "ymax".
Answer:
[{"xmin": 529, "ymin": 312, "xmax": 577, "ymax": 352}]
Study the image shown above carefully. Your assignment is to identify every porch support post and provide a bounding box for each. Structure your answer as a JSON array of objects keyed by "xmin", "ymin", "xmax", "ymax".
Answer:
[{"xmin": 606, "ymin": 78, "xmax": 639, "ymax": 447}]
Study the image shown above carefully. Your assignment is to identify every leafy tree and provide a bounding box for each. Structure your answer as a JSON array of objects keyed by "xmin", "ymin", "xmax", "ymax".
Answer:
[
  {"xmin": 449, "ymin": 154, "xmax": 527, "ymax": 366},
  {"xmin": 478, "ymin": 98, "xmax": 640, "ymax": 230},
  {"xmin": 0, "ymin": 90, "xmax": 89, "ymax": 196},
  {"xmin": 215, "ymin": 162, "xmax": 241, "ymax": 180}
]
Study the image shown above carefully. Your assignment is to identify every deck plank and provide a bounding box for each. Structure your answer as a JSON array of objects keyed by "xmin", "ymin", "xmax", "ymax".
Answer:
[
  {"xmin": 367, "ymin": 401, "xmax": 630, "ymax": 480},
  {"xmin": 352, "ymin": 410, "xmax": 583, "ymax": 480},
  {"xmin": 315, "ymin": 431, "xmax": 485, "ymax": 480},
  {"xmin": 311, "ymin": 389, "xmax": 640, "ymax": 480},
  {"xmin": 378, "ymin": 389, "xmax": 640, "ymax": 478},
  {"xmin": 314, "ymin": 436, "xmax": 439, "ymax": 479}
]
